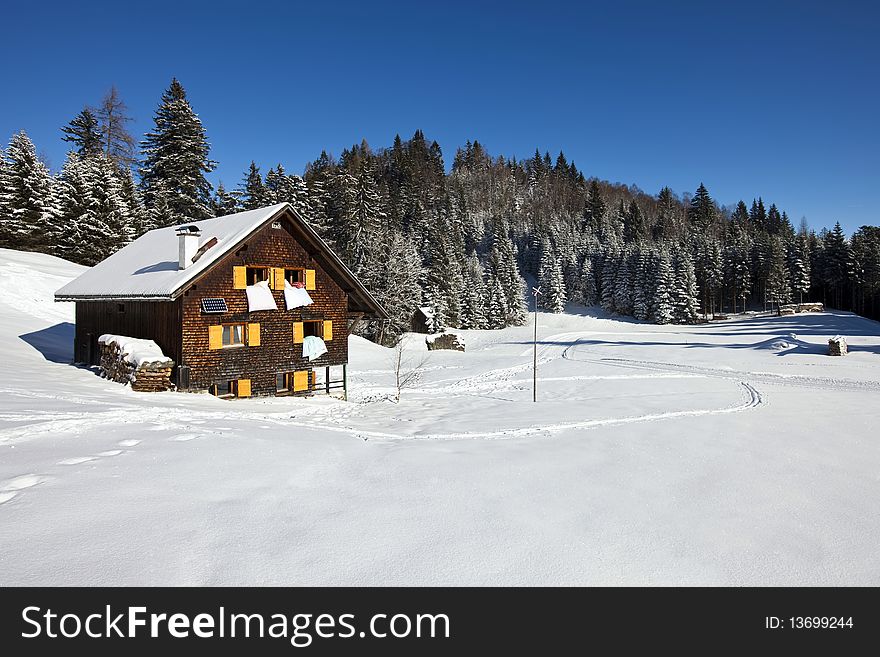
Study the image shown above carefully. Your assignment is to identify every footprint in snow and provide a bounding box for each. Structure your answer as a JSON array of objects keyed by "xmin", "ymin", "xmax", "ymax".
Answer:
[
  {"xmin": 0, "ymin": 474, "xmax": 45, "ymax": 504},
  {"xmin": 118, "ymin": 439, "xmax": 140, "ymax": 447},
  {"xmin": 3, "ymin": 474, "xmax": 44, "ymax": 491},
  {"xmin": 58, "ymin": 456, "xmax": 98, "ymax": 465},
  {"xmin": 97, "ymin": 450, "xmax": 123, "ymax": 457},
  {"xmin": 170, "ymin": 433, "xmax": 201, "ymax": 442}
]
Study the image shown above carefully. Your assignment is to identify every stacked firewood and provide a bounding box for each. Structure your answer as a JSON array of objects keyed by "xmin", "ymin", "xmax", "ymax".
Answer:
[
  {"xmin": 780, "ymin": 302, "xmax": 825, "ymax": 314},
  {"xmin": 828, "ymin": 336, "xmax": 848, "ymax": 357},
  {"xmin": 98, "ymin": 339, "xmax": 175, "ymax": 392}
]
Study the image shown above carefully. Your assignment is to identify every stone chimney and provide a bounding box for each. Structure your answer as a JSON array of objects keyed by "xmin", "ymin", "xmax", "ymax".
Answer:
[{"xmin": 176, "ymin": 225, "xmax": 202, "ymax": 270}]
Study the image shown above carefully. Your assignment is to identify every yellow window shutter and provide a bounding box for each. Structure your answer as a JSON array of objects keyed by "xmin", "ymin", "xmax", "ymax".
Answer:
[
  {"xmin": 305, "ymin": 269, "xmax": 316, "ymax": 290},
  {"xmin": 272, "ymin": 267, "xmax": 286, "ymax": 290},
  {"xmin": 247, "ymin": 322, "xmax": 260, "ymax": 346},
  {"xmin": 208, "ymin": 325, "xmax": 223, "ymax": 350},
  {"xmin": 293, "ymin": 370, "xmax": 309, "ymax": 392},
  {"xmin": 323, "ymin": 320, "xmax": 333, "ymax": 341},
  {"xmin": 293, "ymin": 322, "xmax": 304, "ymax": 344},
  {"xmin": 237, "ymin": 379, "xmax": 251, "ymax": 397},
  {"xmin": 233, "ymin": 266, "xmax": 247, "ymax": 289}
]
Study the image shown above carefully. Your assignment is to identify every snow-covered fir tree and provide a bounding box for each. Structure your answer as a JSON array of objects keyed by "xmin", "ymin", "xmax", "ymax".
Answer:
[
  {"xmin": 460, "ymin": 252, "xmax": 488, "ymax": 329},
  {"xmin": 538, "ymin": 236, "xmax": 566, "ymax": 313},
  {"xmin": 631, "ymin": 246, "xmax": 652, "ymax": 321},
  {"xmin": 0, "ymin": 131, "xmax": 57, "ymax": 251},
  {"xmin": 788, "ymin": 233, "xmax": 811, "ymax": 305},
  {"xmin": 481, "ymin": 271, "xmax": 506, "ymax": 330},
  {"xmin": 766, "ymin": 236, "xmax": 791, "ymax": 309},
  {"xmin": 580, "ymin": 256, "xmax": 598, "ymax": 306},
  {"xmin": 651, "ymin": 249, "xmax": 676, "ymax": 324},
  {"xmin": 671, "ymin": 246, "xmax": 700, "ymax": 323}
]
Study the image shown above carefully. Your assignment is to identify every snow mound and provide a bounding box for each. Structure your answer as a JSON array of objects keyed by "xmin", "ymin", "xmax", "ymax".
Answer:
[{"xmin": 756, "ymin": 334, "xmax": 806, "ymax": 351}]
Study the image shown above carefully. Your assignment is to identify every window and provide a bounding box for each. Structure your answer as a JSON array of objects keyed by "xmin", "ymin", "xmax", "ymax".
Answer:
[
  {"xmin": 211, "ymin": 380, "xmax": 238, "ymax": 398},
  {"xmin": 303, "ymin": 320, "xmax": 323, "ymax": 338},
  {"xmin": 285, "ymin": 268, "xmax": 305, "ymax": 285},
  {"xmin": 276, "ymin": 372, "xmax": 291, "ymax": 392},
  {"xmin": 222, "ymin": 324, "xmax": 245, "ymax": 347},
  {"xmin": 246, "ymin": 267, "xmax": 270, "ymax": 285}
]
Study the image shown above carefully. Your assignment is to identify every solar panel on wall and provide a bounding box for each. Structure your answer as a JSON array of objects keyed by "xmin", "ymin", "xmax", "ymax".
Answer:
[{"xmin": 200, "ymin": 298, "xmax": 228, "ymax": 314}]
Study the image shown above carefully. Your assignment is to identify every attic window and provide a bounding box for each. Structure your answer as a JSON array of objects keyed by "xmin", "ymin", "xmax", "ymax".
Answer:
[
  {"xmin": 200, "ymin": 298, "xmax": 228, "ymax": 314},
  {"xmin": 285, "ymin": 268, "xmax": 304, "ymax": 285},
  {"xmin": 272, "ymin": 221, "xmax": 282, "ymax": 229},
  {"xmin": 246, "ymin": 267, "xmax": 270, "ymax": 285}
]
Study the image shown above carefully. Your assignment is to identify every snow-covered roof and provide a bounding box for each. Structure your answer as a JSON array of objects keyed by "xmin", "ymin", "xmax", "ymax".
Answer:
[
  {"xmin": 56, "ymin": 205, "xmax": 286, "ymax": 300},
  {"xmin": 55, "ymin": 203, "xmax": 388, "ymax": 318}
]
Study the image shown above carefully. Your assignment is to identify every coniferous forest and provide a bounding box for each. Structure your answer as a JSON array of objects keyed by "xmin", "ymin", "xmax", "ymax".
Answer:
[{"xmin": 1, "ymin": 79, "xmax": 878, "ymax": 344}]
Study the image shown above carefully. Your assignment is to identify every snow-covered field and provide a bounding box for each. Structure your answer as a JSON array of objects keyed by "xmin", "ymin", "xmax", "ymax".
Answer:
[{"xmin": 1, "ymin": 247, "xmax": 879, "ymax": 586}]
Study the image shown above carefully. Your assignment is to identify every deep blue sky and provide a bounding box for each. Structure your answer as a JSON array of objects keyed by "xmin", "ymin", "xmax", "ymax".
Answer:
[{"xmin": 2, "ymin": 0, "xmax": 877, "ymax": 234}]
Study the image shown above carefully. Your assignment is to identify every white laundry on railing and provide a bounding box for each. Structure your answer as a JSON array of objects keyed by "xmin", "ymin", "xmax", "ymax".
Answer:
[
  {"xmin": 284, "ymin": 279, "xmax": 314, "ymax": 310},
  {"xmin": 245, "ymin": 280, "xmax": 278, "ymax": 312},
  {"xmin": 301, "ymin": 335, "xmax": 328, "ymax": 361}
]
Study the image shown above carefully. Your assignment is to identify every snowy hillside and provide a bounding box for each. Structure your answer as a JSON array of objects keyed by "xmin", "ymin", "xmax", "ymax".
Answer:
[{"xmin": 1, "ymin": 248, "xmax": 880, "ymax": 585}]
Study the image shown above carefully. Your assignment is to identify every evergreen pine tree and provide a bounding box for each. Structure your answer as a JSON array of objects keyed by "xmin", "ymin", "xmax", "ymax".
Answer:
[
  {"xmin": 788, "ymin": 233, "xmax": 811, "ymax": 305},
  {"xmin": 61, "ymin": 108, "xmax": 103, "ymax": 157},
  {"xmin": 484, "ymin": 271, "xmax": 508, "ymax": 329},
  {"xmin": 538, "ymin": 236, "xmax": 566, "ymax": 313},
  {"xmin": 766, "ymin": 236, "xmax": 791, "ymax": 310},
  {"xmin": 0, "ymin": 131, "xmax": 56, "ymax": 250},
  {"xmin": 583, "ymin": 179, "xmax": 606, "ymax": 233},
  {"xmin": 631, "ymin": 247, "xmax": 651, "ymax": 320},
  {"xmin": 671, "ymin": 247, "xmax": 700, "ymax": 323},
  {"xmin": 600, "ymin": 248, "xmax": 618, "ymax": 312},
  {"xmin": 54, "ymin": 152, "xmax": 90, "ymax": 261},
  {"xmin": 688, "ymin": 183, "xmax": 716, "ymax": 232},
  {"xmin": 580, "ymin": 256, "xmax": 598, "ymax": 306},
  {"xmin": 460, "ymin": 252, "xmax": 488, "ymax": 329},
  {"xmin": 612, "ymin": 249, "xmax": 634, "ymax": 316},
  {"xmin": 651, "ymin": 249, "xmax": 675, "ymax": 324},
  {"xmin": 140, "ymin": 78, "xmax": 216, "ymax": 224},
  {"xmin": 240, "ymin": 161, "xmax": 267, "ymax": 210},
  {"xmin": 212, "ymin": 182, "xmax": 241, "ymax": 217}
]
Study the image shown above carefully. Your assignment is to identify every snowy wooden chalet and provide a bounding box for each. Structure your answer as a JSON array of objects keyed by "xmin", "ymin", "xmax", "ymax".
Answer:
[{"xmin": 55, "ymin": 203, "xmax": 387, "ymax": 398}]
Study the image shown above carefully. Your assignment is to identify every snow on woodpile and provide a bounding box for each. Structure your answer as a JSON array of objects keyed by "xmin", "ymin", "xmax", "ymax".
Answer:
[
  {"xmin": 426, "ymin": 331, "xmax": 465, "ymax": 351},
  {"xmin": 98, "ymin": 335, "xmax": 175, "ymax": 391},
  {"xmin": 828, "ymin": 335, "xmax": 848, "ymax": 356}
]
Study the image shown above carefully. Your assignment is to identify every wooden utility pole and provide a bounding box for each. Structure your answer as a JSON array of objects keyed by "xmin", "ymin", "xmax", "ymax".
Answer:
[{"xmin": 532, "ymin": 286, "xmax": 541, "ymax": 402}]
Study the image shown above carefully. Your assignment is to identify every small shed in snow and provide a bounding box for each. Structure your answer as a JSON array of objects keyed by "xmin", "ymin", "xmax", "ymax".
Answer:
[
  {"xmin": 55, "ymin": 203, "xmax": 387, "ymax": 398},
  {"xmin": 411, "ymin": 306, "xmax": 435, "ymax": 334}
]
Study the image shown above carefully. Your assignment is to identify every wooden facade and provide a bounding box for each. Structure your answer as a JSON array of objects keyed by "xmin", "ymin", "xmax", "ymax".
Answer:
[{"xmin": 68, "ymin": 206, "xmax": 384, "ymax": 398}]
